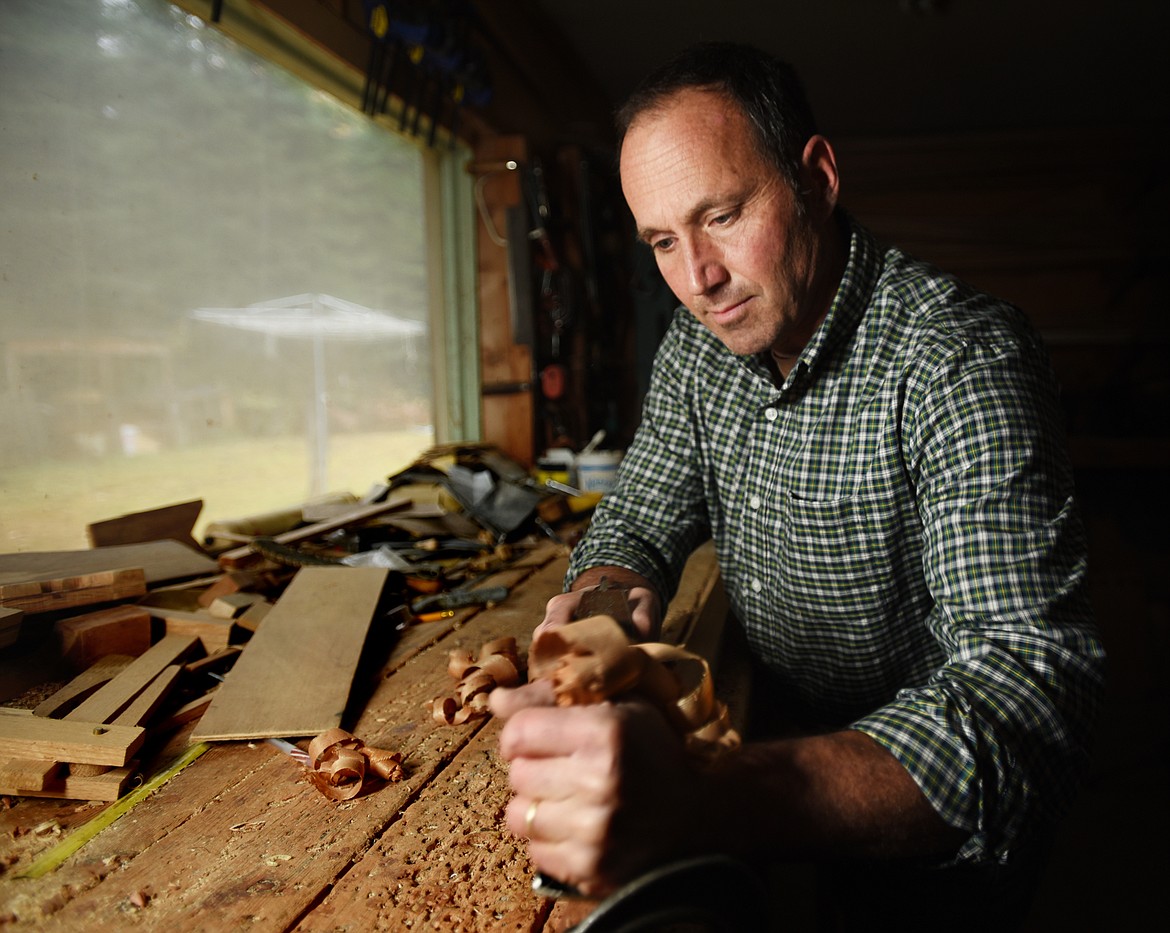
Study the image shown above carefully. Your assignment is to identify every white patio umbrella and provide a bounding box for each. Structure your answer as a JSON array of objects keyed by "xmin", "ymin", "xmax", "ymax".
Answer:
[{"xmin": 192, "ymin": 293, "xmax": 426, "ymax": 495}]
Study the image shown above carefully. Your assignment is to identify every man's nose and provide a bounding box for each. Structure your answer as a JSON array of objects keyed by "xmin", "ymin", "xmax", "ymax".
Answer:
[{"xmin": 682, "ymin": 237, "xmax": 728, "ymax": 296}]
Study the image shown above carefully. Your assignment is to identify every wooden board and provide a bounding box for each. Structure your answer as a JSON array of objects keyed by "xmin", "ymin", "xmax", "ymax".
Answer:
[
  {"xmin": 0, "ymin": 567, "xmax": 146, "ymax": 615},
  {"xmin": 0, "ymin": 716, "xmax": 144, "ymax": 767},
  {"xmin": 0, "ymin": 540, "xmax": 217, "ymax": 587},
  {"xmin": 87, "ymin": 498, "xmax": 203, "ymax": 550},
  {"xmin": 191, "ymin": 567, "xmax": 390, "ymax": 742}
]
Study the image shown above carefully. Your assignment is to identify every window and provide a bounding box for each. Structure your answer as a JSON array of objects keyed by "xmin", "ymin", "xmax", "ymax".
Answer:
[{"xmin": 0, "ymin": 0, "xmax": 468, "ymax": 551}]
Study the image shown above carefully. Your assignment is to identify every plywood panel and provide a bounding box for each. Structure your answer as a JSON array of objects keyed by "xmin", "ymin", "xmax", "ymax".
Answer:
[{"xmin": 191, "ymin": 567, "xmax": 390, "ymax": 741}]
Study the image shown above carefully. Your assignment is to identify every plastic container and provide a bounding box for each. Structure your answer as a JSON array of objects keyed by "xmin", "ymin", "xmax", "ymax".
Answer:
[{"xmin": 576, "ymin": 450, "xmax": 623, "ymax": 494}]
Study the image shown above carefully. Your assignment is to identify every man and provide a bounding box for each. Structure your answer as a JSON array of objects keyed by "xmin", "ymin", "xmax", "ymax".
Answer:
[{"xmin": 491, "ymin": 42, "xmax": 1105, "ymax": 926}]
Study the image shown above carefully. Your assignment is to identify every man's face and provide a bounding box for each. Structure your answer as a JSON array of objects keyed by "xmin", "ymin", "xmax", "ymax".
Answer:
[{"xmin": 620, "ymin": 89, "xmax": 834, "ymax": 359}]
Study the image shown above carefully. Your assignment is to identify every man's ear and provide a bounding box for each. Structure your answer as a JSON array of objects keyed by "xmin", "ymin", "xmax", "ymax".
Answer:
[{"xmin": 800, "ymin": 134, "xmax": 840, "ymax": 221}]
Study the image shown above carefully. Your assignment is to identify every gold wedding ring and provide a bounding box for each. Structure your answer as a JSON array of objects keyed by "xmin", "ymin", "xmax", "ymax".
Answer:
[{"xmin": 525, "ymin": 799, "xmax": 539, "ymax": 836}]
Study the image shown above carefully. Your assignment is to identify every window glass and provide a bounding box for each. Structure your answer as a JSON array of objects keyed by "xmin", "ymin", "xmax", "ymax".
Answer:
[{"xmin": 1, "ymin": 0, "xmax": 434, "ymax": 551}]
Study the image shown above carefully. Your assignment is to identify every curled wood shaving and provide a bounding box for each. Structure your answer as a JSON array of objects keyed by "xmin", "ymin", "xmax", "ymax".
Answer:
[
  {"xmin": 305, "ymin": 727, "xmax": 405, "ymax": 801},
  {"xmin": 529, "ymin": 615, "xmax": 741, "ymax": 759},
  {"xmin": 430, "ymin": 637, "xmax": 524, "ymax": 725}
]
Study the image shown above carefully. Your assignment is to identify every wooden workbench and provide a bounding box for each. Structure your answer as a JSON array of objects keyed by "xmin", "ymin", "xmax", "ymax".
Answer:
[{"xmin": 0, "ymin": 540, "xmax": 730, "ymax": 931}]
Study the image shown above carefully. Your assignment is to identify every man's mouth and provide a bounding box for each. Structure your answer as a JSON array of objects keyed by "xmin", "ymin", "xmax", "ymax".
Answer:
[{"xmin": 708, "ymin": 296, "xmax": 750, "ymax": 325}]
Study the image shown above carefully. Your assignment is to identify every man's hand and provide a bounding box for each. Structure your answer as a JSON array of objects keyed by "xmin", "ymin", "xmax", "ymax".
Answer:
[
  {"xmin": 535, "ymin": 566, "xmax": 662, "ymax": 642},
  {"xmin": 491, "ymin": 688, "xmax": 705, "ymax": 898},
  {"xmin": 491, "ymin": 682, "xmax": 966, "ymax": 897}
]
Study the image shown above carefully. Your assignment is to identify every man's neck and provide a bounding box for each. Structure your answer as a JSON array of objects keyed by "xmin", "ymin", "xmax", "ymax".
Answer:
[{"xmin": 769, "ymin": 212, "xmax": 849, "ymax": 381}]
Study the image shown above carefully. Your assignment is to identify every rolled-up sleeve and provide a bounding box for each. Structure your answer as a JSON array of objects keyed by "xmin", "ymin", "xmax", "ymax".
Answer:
[{"xmin": 853, "ymin": 327, "xmax": 1106, "ymax": 865}]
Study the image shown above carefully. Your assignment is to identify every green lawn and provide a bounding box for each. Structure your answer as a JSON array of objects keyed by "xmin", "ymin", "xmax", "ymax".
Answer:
[{"xmin": 0, "ymin": 429, "xmax": 433, "ymax": 552}]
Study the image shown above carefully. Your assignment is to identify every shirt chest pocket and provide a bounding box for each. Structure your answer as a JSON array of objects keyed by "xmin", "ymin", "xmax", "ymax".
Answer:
[{"xmin": 772, "ymin": 492, "xmax": 904, "ymax": 624}]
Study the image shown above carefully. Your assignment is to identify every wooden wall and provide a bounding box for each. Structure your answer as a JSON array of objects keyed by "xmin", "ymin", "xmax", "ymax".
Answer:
[{"xmin": 837, "ymin": 125, "xmax": 1169, "ymax": 465}]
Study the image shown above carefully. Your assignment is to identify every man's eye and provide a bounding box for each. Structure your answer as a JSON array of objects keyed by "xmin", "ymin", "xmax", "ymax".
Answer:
[
  {"xmin": 711, "ymin": 212, "xmax": 734, "ymax": 226},
  {"xmin": 651, "ymin": 237, "xmax": 675, "ymax": 251}
]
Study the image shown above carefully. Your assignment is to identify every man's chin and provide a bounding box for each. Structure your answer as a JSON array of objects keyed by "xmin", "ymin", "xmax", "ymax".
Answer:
[{"xmin": 712, "ymin": 327, "xmax": 772, "ymax": 358}]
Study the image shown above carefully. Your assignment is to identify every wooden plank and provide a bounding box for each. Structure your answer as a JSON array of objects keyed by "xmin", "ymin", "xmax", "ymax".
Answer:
[
  {"xmin": 0, "ymin": 716, "xmax": 144, "ymax": 767},
  {"xmin": 0, "ymin": 567, "xmax": 146, "ymax": 615},
  {"xmin": 216, "ymin": 498, "xmax": 412, "ymax": 569},
  {"xmin": 53, "ymin": 605, "xmax": 153, "ymax": 672},
  {"xmin": 87, "ymin": 498, "xmax": 203, "ymax": 550},
  {"xmin": 0, "ymin": 540, "xmax": 217, "ymax": 587},
  {"xmin": 32, "ymin": 654, "xmax": 134, "ymax": 718},
  {"xmin": 191, "ymin": 567, "xmax": 390, "ymax": 741},
  {"xmin": 67, "ymin": 634, "xmax": 198, "ymax": 725}
]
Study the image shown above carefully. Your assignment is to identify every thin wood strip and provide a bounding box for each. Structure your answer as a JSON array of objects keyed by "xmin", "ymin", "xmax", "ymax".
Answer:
[{"xmin": 113, "ymin": 664, "xmax": 183, "ymax": 727}]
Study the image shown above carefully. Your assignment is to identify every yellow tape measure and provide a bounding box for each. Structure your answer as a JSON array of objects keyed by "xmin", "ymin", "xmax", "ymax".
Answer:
[{"xmin": 17, "ymin": 742, "xmax": 211, "ymax": 879}]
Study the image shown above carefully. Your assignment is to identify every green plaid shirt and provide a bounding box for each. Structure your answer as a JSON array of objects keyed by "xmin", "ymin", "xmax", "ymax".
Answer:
[{"xmin": 568, "ymin": 218, "xmax": 1105, "ymax": 866}]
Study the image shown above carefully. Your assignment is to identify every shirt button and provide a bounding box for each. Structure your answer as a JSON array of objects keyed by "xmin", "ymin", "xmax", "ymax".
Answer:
[
  {"xmin": 750, "ymin": 579, "xmax": 763, "ymax": 593},
  {"xmin": 764, "ymin": 407, "xmax": 778, "ymax": 422},
  {"xmin": 749, "ymin": 495, "xmax": 762, "ymax": 509}
]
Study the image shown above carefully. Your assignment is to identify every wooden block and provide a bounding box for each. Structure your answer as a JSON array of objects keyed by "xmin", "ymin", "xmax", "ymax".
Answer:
[
  {"xmin": 162, "ymin": 615, "xmax": 236, "ymax": 654},
  {"xmin": 236, "ymin": 599, "xmax": 271, "ymax": 633},
  {"xmin": 0, "ymin": 607, "xmax": 22, "ymax": 649},
  {"xmin": 192, "ymin": 567, "xmax": 389, "ymax": 741},
  {"xmin": 33, "ymin": 654, "xmax": 135, "ymax": 718},
  {"xmin": 0, "ymin": 756, "xmax": 63, "ymax": 791},
  {"xmin": 68, "ymin": 634, "xmax": 199, "ymax": 724},
  {"xmin": 54, "ymin": 605, "xmax": 153, "ymax": 672},
  {"xmin": 196, "ymin": 571, "xmax": 261, "ymax": 608},
  {"xmin": 0, "ymin": 763, "xmax": 136, "ymax": 801},
  {"xmin": 0, "ymin": 716, "xmax": 144, "ymax": 767},
  {"xmin": 0, "ymin": 567, "xmax": 147, "ymax": 615},
  {"xmin": 0, "ymin": 540, "xmax": 218, "ymax": 588},
  {"xmin": 208, "ymin": 593, "xmax": 261, "ymax": 620},
  {"xmin": 87, "ymin": 499, "xmax": 203, "ymax": 550}
]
